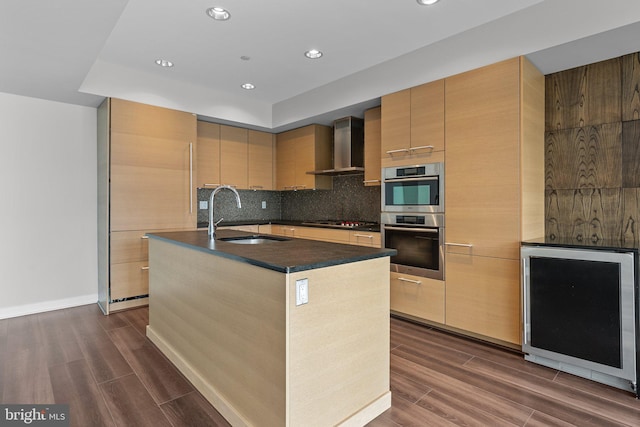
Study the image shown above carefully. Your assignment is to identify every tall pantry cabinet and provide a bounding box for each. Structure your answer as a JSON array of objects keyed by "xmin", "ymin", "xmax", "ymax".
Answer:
[
  {"xmin": 98, "ymin": 98, "xmax": 197, "ymax": 313},
  {"xmin": 444, "ymin": 57, "xmax": 544, "ymax": 345}
]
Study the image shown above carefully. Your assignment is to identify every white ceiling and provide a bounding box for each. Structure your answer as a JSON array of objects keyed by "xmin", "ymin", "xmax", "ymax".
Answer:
[{"xmin": 3, "ymin": 0, "xmax": 640, "ymax": 132}]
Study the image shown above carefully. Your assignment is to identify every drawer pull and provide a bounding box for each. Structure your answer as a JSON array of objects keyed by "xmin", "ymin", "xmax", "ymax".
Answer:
[
  {"xmin": 140, "ymin": 235, "xmax": 149, "ymax": 240},
  {"xmin": 363, "ymin": 179, "xmax": 380, "ymax": 184},
  {"xmin": 386, "ymin": 148, "xmax": 410, "ymax": 155},
  {"xmin": 353, "ymin": 234, "xmax": 373, "ymax": 239},
  {"xmin": 409, "ymin": 145, "xmax": 434, "ymax": 152},
  {"xmin": 203, "ymin": 183, "xmax": 221, "ymax": 187},
  {"xmin": 397, "ymin": 277, "xmax": 422, "ymax": 285},
  {"xmin": 445, "ymin": 242, "xmax": 473, "ymax": 248},
  {"xmin": 141, "ymin": 266, "xmax": 150, "ymax": 271}
]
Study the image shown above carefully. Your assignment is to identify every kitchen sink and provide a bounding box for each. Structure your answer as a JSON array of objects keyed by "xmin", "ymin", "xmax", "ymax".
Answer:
[{"xmin": 218, "ymin": 235, "xmax": 290, "ymax": 244}]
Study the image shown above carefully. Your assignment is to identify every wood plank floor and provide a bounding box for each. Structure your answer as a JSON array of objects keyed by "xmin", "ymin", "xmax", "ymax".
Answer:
[{"xmin": 1, "ymin": 304, "xmax": 640, "ymax": 426}]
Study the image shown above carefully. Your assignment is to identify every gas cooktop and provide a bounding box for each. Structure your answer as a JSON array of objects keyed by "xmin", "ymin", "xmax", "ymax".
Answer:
[{"xmin": 301, "ymin": 220, "xmax": 377, "ymax": 229}]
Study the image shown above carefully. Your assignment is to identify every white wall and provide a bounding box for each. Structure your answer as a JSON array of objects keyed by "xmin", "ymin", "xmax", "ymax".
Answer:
[{"xmin": 0, "ymin": 92, "xmax": 98, "ymax": 318}]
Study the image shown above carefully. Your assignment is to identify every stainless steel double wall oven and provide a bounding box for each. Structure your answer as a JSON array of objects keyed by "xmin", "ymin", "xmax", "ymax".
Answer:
[{"xmin": 381, "ymin": 163, "xmax": 445, "ymax": 280}]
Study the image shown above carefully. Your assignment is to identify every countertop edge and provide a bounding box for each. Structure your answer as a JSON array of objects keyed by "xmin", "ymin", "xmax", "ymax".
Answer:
[{"xmin": 148, "ymin": 230, "xmax": 396, "ymax": 274}]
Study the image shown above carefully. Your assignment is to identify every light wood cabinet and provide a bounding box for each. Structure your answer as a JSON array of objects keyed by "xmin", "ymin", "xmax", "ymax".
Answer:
[
  {"xmin": 363, "ymin": 107, "xmax": 382, "ymax": 186},
  {"xmin": 110, "ymin": 100, "xmax": 197, "ymax": 231},
  {"xmin": 197, "ymin": 123, "xmax": 274, "ymax": 190},
  {"xmin": 270, "ymin": 225, "xmax": 380, "ymax": 247},
  {"xmin": 98, "ymin": 98, "xmax": 198, "ymax": 313},
  {"xmin": 218, "ymin": 224, "xmax": 260, "ymax": 233},
  {"xmin": 276, "ymin": 125, "xmax": 332, "ymax": 191},
  {"xmin": 444, "ymin": 57, "xmax": 544, "ymax": 345},
  {"xmin": 390, "ymin": 272, "xmax": 444, "ymax": 324},
  {"xmin": 381, "ymin": 80, "xmax": 445, "ymax": 167},
  {"xmin": 220, "ymin": 125, "xmax": 248, "ymax": 188},
  {"xmin": 248, "ymin": 130, "xmax": 275, "ymax": 190},
  {"xmin": 196, "ymin": 121, "xmax": 221, "ymax": 188}
]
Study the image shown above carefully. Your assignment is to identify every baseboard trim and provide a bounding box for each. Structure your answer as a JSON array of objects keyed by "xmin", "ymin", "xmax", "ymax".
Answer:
[{"xmin": 0, "ymin": 294, "xmax": 98, "ymax": 319}]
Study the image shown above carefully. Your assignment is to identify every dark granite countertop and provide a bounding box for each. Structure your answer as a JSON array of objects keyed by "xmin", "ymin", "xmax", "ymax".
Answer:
[
  {"xmin": 522, "ymin": 237, "xmax": 640, "ymax": 253},
  {"xmin": 148, "ymin": 229, "xmax": 395, "ymax": 273},
  {"xmin": 197, "ymin": 220, "xmax": 380, "ymax": 232}
]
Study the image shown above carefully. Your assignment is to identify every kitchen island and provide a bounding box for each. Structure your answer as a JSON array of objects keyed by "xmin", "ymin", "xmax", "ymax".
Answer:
[{"xmin": 145, "ymin": 229, "xmax": 396, "ymax": 427}]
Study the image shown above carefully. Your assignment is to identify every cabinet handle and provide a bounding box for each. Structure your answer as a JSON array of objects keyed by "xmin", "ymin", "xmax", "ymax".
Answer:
[
  {"xmin": 385, "ymin": 148, "xmax": 410, "ymax": 155},
  {"xmin": 522, "ymin": 257, "xmax": 529, "ymax": 345},
  {"xmin": 295, "ymin": 185, "xmax": 307, "ymax": 190},
  {"xmin": 284, "ymin": 186, "xmax": 296, "ymax": 190},
  {"xmin": 189, "ymin": 143, "xmax": 193, "ymax": 214},
  {"xmin": 203, "ymin": 183, "xmax": 221, "ymax": 187},
  {"xmin": 140, "ymin": 235, "xmax": 149, "ymax": 240},
  {"xmin": 409, "ymin": 145, "xmax": 434, "ymax": 152},
  {"xmin": 353, "ymin": 234, "xmax": 373, "ymax": 239},
  {"xmin": 445, "ymin": 242, "xmax": 473, "ymax": 248},
  {"xmin": 397, "ymin": 277, "xmax": 422, "ymax": 285},
  {"xmin": 363, "ymin": 179, "xmax": 380, "ymax": 184},
  {"xmin": 141, "ymin": 266, "xmax": 150, "ymax": 271},
  {"xmin": 250, "ymin": 185, "xmax": 264, "ymax": 190}
]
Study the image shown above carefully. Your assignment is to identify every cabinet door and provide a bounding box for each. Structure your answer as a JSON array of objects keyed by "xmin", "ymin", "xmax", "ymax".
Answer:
[
  {"xmin": 220, "ymin": 125, "xmax": 248, "ymax": 189},
  {"xmin": 411, "ymin": 80, "xmax": 445, "ymax": 155},
  {"xmin": 363, "ymin": 107, "xmax": 381, "ymax": 186},
  {"xmin": 248, "ymin": 130, "xmax": 275, "ymax": 190},
  {"xmin": 445, "ymin": 254, "xmax": 520, "ymax": 345},
  {"xmin": 381, "ymin": 89, "xmax": 411, "ymax": 161},
  {"xmin": 110, "ymin": 261, "xmax": 149, "ymax": 300},
  {"xmin": 276, "ymin": 130, "xmax": 298, "ymax": 190},
  {"xmin": 110, "ymin": 100, "xmax": 197, "ymax": 231},
  {"xmin": 296, "ymin": 227, "xmax": 350, "ymax": 243},
  {"xmin": 444, "ymin": 58, "xmax": 521, "ymax": 260},
  {"xmin": 390, "ymin": 272, "xmax": 444, "ymax": 324},
  {"xmin": 197, "ymin": 121, "xmax": 221, "ymax": 188}
]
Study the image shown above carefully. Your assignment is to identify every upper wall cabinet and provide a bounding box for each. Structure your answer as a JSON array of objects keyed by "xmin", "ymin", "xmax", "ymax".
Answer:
[
  {"xmin": 248, "ymin": 130, "xmax": 276, "ymax": 190},
  {"xmin": 220, "ymin": 125, "xmax": 248, "ymax": 189},
  {"xmin": 197, "ymin": 121, "xmax": 275, "ymax": 190},
  {"xmin": 276, "ymin": 124, "xmax": 333, "ymax": 191},
  {"xmin": 381, "ymin": 79, "xmax": 445, "ymax": 167},
  {"xmin": 197, "ymin": 121, "xmax": 221, "ymax": 189},
  {"xmin": 363, "ymin": 107, "xmax": 382, "ymax": 186}
]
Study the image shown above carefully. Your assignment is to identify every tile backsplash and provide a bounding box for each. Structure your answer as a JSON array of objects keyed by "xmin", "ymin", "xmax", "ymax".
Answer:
[
  {"xmin": 197, "ymin": 175, "xmax": 381, "ymax": 225},
  {"xmin": 281, "ymin": 175, "xmax": 380, "ymax": 222}
]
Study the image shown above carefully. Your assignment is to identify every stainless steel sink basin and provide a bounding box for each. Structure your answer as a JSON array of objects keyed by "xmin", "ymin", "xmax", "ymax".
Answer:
[{"xmin": 218, "ymin": 235, "xmax": 289, "ymax": 244}]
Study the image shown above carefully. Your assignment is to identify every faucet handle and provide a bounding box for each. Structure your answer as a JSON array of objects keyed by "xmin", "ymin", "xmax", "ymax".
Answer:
[{"xmin": 214, "ymin": 218, "xmax": 224, "ymax": 226}]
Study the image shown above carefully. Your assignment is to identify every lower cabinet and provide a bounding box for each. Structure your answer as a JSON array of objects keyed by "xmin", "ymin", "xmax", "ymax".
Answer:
[
  {"xmin": 270, "ymin": 225, "xmax": 380, "ymax": 247},
  {"xmin": 445, "ymin": 254, "xmax": 521, "ymax": 345},
  {"xmin": 219, "ymin": 224, "xmax": 260, "ymax": 233},
  {"xmin": 390, "ymin": 272, "xmax": 444, "ymax": 324},
  {"xmin": 109, "ymin": 230, "xmax": 152, "ymax": 302}
]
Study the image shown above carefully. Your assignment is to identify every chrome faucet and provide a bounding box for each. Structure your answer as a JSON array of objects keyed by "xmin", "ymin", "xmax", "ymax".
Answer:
[{"xmin": 208, "ymin": 185, "xmax": 242, "ymax": 239}]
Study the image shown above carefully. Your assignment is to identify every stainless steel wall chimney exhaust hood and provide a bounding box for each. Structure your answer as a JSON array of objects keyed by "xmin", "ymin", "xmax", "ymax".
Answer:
[{"xmin": 308, "ymin": 116, "xmax": 364, "ymax": 176}]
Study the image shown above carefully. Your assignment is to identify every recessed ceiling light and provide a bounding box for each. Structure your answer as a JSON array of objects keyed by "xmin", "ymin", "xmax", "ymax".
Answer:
[
  {"xmin": 155, "ymin": 59, "xmax": 174, "ymax": 67},
  {"xmin": 206, "ymin": 7, "xmax": 230, "ymax": 21},
  {"xmin": 417, "ymin": 0, "xmax": 439, "ymax": 4},
  {"xmin": 241, "ymin": 83, "xmax": 255, "ymax": 90},
  {"xmin": 304, "ymin": 49, "xmax": 323, "ymax": 59}
]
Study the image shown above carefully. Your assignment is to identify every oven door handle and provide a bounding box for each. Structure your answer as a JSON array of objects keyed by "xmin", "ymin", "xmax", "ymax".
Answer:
[
  {"xmin": 383, "ymin": 176, "xmax": 438, "ymax": 183},
  {"xmin": 383, "ymin": 226, "xmax": 439, "ymax": 233}
]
